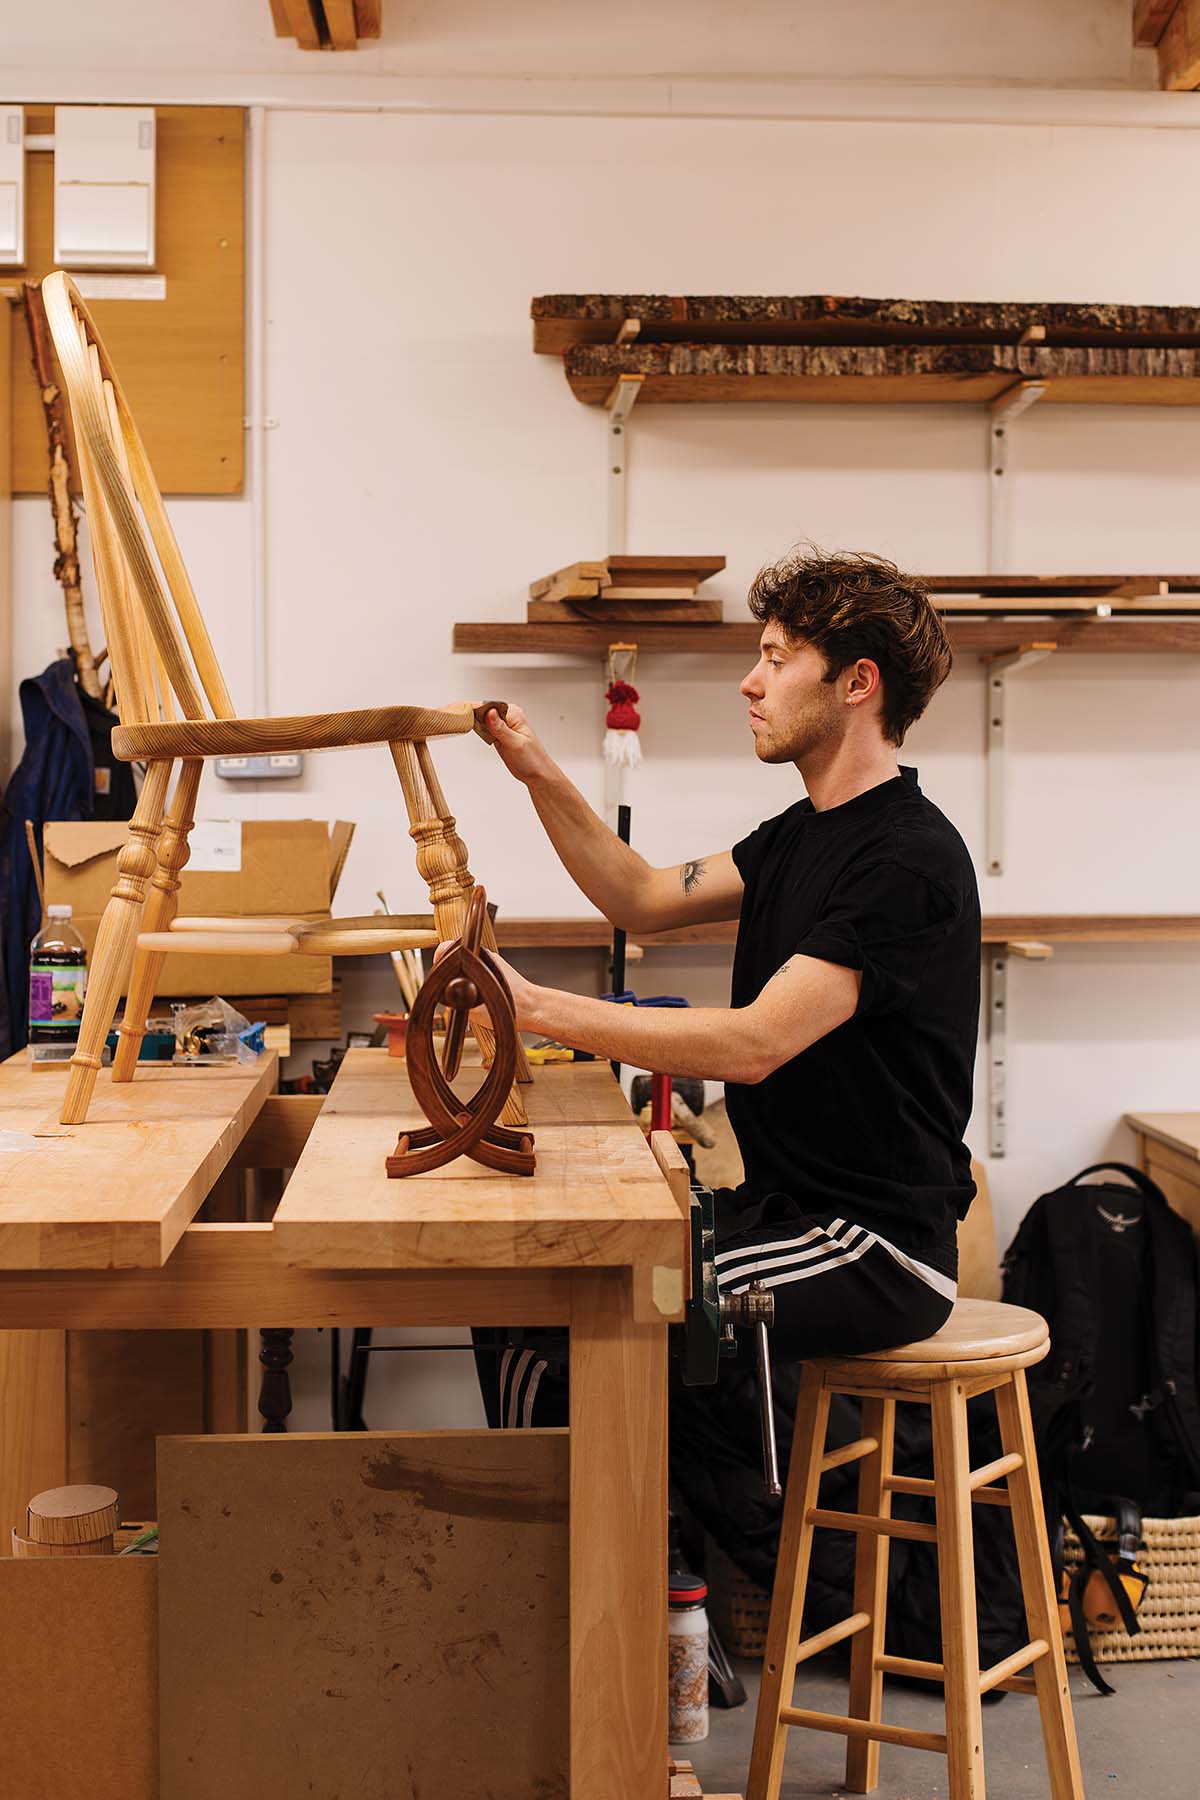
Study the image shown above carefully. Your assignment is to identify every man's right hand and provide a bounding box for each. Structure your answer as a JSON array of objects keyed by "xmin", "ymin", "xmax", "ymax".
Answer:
[{"xmin": 483, "ymin": 703, "xmax": 555, "ymax": 787}]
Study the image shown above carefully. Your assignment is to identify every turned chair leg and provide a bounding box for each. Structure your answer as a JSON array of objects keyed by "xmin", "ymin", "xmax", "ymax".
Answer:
[
  {"xmin": 747, "ymin": 1366, "xmax": 832, "ymax": 1800},
  {"xmin": 996, "ymin": 1372, "xmax": 1084, "ymax": 1800},
  {"xmin": 389, "ymin": 738, "xmax": 530, "ymax": 1127},
  {"xmin": 931, "ymin": 1380, "xmax": 986, "ymax": 1800},
  {"xmin": 845, "ymin": 1396, "xmax": 896, "ymax": 1793},
  {"xmin": 60, "ymin": 760, "xmax": 172, "ymax": 1126},
  {"xmin": 112, "ymin": 759, "xmax": 201, "ymax": 1082}
]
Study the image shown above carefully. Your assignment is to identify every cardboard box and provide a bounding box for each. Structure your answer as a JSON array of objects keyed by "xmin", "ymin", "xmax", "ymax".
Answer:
[{"xmin": 43, "ymin": 819, "xmax": 354, "ymax": 997}]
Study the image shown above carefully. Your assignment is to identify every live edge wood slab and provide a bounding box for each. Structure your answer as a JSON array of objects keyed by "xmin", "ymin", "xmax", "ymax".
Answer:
[{"xmin": 0, "ymin": 1050, "xmax": 278, "ymax": 1269}]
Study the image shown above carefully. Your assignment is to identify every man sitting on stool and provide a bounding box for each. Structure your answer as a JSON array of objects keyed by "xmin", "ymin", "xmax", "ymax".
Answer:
[{"xmin": 479, "ymin": 547, "xmax": 979, "ymax": 1428}]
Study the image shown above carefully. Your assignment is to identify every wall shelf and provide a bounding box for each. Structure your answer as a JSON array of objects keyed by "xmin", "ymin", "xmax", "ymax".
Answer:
[
  {"xmin": 494, "ymin": 915, "xmax": 1200, "ymax": 951},
  {"xmin": 455, "ymin": 616, "xmax": 1200, "ymax": 656},
  {"xmin": 532, "ymin": 294, "xmax": 1200, "ymax": 406}
]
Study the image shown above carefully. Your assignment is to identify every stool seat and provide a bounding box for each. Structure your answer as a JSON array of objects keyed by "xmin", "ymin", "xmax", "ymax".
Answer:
[
  {"xmin": 747, "ymin": 1297, "xmax": 1082, "ymax": 1800},
  {"xmin": 813, "ymin": 1298, "xmax": 1050, "ymax": 1387}
]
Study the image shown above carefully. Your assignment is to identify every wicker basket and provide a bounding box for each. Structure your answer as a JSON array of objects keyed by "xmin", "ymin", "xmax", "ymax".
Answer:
[
  {"xmin": 705, "ymin": 1537, "xmax": 772, "ymax": 1660},
  {"xmin": 706, "ymin": 1514, "xmax": 1200, "ymax": 1667},
  {"xmin": 1063, "ymin": 1514, "xmax": 1200, "ymax": 1665}
]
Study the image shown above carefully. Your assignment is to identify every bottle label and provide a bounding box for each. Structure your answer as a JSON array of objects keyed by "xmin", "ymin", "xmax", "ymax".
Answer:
[{"xmin": 29, "ymin": 962, "xmax": 87, "ymax": 1031}]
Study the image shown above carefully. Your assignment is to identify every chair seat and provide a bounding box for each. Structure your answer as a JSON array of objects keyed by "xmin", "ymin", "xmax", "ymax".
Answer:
[
  {"xmin": 812, "ymin": 1297, "xmax": 1049, "ymax": 1384},
  {"xmin": 138, "ymin": 914, "xmax": 440, "ymax": 958},
  {"xmin": 111, "ymin": 701, "xmax": 481, "ymax": 761}
]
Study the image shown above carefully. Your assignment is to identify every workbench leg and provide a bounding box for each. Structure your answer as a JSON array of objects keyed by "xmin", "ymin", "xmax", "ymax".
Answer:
[{"xmin": 569, "ymin": 1271, "xmax": 667, "ymax": 1800}]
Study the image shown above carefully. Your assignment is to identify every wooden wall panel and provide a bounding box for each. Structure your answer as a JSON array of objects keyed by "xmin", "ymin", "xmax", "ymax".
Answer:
[
  {"xmin": 8, "ymin": 105, "xmax": 244, "ymax": 494},
  {"xmin": 0, "ymin": 307, "xmax": 10, "ymax": 784},
  {"xmin": 158, "ymin": 1430, "xmax": 570, "ymax": 1799},
  {"xmin": 0, "ymin": 1329, "xmax": 66, "ymax": 1551}
]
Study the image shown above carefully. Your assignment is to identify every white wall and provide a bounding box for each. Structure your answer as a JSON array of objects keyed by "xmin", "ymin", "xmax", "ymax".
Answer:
[
  {"xmin": 7, "ymin": 49, "xmax": 1200, "ymax": 1422},
  {"xmin": 0, "ymin": 0, "xmax": 1160, "ymax": 91}
]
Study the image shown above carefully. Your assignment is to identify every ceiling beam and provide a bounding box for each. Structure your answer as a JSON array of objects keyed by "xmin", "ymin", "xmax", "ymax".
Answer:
[
  {"xmin": 1158, "ymin": 0, "xmax": 1200, "ymax": 85},
  {"xmin": 1133, "ymin": 0, "xmax": 1180, "ymax": 46},
  {"xmin": 269, "ymin": 0, "xmax": 381, "ymax": 50}
]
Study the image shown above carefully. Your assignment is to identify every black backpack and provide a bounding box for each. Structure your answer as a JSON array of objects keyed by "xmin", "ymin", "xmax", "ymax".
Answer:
[{"xmin": 1002, "ymin": 1162, "xmax": 1200, "ymax": 1689}]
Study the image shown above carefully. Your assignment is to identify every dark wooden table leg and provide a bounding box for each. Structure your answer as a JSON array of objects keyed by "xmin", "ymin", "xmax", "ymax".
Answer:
[{"xmin": 258, "ymin": 1326, "xmax": 294, "ymax": 1432}]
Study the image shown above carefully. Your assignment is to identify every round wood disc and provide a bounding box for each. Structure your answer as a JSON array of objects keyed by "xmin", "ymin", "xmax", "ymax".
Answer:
[
  {"xmin": 27, "ymin": 1483, "xmax": 119, "ymax": 1546},
  {"xmin": 12, "ymin": 1527, "xmax": 115, "ymax": 1558}
]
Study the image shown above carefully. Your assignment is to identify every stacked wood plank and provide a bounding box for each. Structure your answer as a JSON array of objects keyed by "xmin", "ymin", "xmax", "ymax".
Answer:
[
  {"xmin": 531, "ymin": 294, "xmax": 1200, "ymax": 404},
  {"xmin": 926, "ymin": 575, "xmax": 1200, "ymax": 615},
  {"xmin": 528, "ymin": 554, "xmax": 725, "ymax": 624}
]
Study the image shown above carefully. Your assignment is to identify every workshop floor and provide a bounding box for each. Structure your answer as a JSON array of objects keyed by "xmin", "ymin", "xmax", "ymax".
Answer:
[{"xmin": 687, "ymin": 1654, "xmax": 1200, "ymax": 1798}]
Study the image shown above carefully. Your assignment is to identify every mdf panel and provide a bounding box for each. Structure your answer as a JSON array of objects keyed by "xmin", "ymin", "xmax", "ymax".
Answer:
[
  {"xmin": 0, "ymin": 1558, "xmax": 157, "ymax": 1800},
  {"xmin": 67, "ymin": 1330, "xmax": 207, "ymax": 1519},
  {"xmin": 9, "ymin": 105, "xmax": 244, "ymax": 494},
  {"xmin": 158, "ymin": 1430, "xmax": 569, "ymax": 1800}
]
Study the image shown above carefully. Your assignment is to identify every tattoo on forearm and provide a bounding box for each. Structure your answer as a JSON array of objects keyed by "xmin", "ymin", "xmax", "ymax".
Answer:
[{"xmin": 680, "ymin": 858, "xmax": 707, "ymax": 897}]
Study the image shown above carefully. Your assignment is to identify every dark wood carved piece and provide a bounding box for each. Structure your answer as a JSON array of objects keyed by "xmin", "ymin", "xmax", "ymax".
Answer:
[{"xmin": 386, "ymin": 885, "xmax": 536, "ymax": 1179}]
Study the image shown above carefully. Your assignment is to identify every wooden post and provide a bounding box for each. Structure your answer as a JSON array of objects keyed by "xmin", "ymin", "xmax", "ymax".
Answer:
[{"xmin": 569, "ymin": 1271, "xmax": 667, "ymax": 1800}]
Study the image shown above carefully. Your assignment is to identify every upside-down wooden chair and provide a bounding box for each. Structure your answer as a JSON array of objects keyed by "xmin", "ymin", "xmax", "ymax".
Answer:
[{"xmin": 41, "ymin": 270, "xmax": 530, "ymax": 1128}]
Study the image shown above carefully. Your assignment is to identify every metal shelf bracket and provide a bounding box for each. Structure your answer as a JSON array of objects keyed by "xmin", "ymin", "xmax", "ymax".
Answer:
[
  {"xmin": 985, "ymin": 643, "xmax": 1055, "ymax": 876},
  {"xmin": 605, "ymin": 373, "xmax": 643, "ymax": 554},
  {"xmin": 987, "ymin": 378, "xmax": 1046, "ymax": 572},
  {"xmin": 988, "ymin": 939, "xmax": 1053, "ymax": 1157}
]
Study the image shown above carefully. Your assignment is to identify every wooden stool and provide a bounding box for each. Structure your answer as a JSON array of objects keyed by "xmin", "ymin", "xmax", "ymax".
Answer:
[{"xmin": 747, "ymin": 1299, "xmax": 1083, "ymax": 1800}]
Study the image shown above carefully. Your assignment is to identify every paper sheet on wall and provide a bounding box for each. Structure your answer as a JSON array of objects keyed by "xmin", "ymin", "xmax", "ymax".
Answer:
[{"xmin": 188, "ymin": 820, "xmax": 243, "ymax": 873}]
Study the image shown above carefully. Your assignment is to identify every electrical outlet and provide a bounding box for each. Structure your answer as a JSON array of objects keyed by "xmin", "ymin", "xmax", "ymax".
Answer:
[{"xmin": 214, "ymin": 753, "xmax": 305, "ymax": 780}]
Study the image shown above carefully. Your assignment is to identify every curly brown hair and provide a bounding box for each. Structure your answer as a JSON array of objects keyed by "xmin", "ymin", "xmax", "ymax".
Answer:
[{"xmin": 747, "ymin": 547, "xmax": 952, "ymax": 746}]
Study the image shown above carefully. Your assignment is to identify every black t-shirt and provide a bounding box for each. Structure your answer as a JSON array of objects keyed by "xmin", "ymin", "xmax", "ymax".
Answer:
[{"xmin": 727, "ymin": 766, "xmax": 980, "ymax": 1278}]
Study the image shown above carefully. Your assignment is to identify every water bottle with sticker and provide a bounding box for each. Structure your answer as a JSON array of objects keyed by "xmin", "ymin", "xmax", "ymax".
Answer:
[{"xmin": 28, "ymin": 904, "xmax": 88, "ymax": 1045}]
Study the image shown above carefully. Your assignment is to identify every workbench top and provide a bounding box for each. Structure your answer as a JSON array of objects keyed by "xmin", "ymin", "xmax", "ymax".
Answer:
[
  {"xmin": 272, "ymin": 1049, "xmax": 686, "ymax": 1274},
  {"xmin": 0, "ymin": 1051, "xmax": 278, "ymax": 1270},
  {"xmin": 1125, "ymin": 1112, "xmax": 1200, "ymax": 1161}
]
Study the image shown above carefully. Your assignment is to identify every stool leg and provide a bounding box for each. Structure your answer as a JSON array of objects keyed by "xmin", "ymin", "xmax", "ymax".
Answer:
[
  {"xmin": 995, "ymin": 1371, "xmax": 1084, "ymax": 1800},
  {"xmin": 844, "ymin": 1396, "xmax": 896, "ymax": 1794},
  {"xmin": 747, "ymin": 1366, "xmax": 831, "ymax": 1800},
  {"xmin": 931, "ymin": 1380, "xmax": 985, "ymax": 1800}
]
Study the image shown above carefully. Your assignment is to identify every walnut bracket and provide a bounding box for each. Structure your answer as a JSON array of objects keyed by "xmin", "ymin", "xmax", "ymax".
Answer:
[{"xmin": 386, "ymin": 886, "xmax": 536, "ymax": 1179}]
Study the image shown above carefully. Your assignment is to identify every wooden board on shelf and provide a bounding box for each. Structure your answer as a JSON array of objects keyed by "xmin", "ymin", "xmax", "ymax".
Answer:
[
  {"xmin": 925, "ymin": 574, "xmax": 1200, "ymax": 597},
  {"xmin": 7, "ymin": 106, "xmax": 244, "ymax": 495},
  {"xmin": 455, "ymin": 617, "xmax": 1200, "ymax": 655},
  {"xmin": 530, "ymin": 553, "xmax": 724, "ymax": 602},
  {"xmin": 527, "ymin": 597, "xmax": 724, "ymax": 625},
  {"xmin": 533, "ymin": 292, "xmax": 1200, "ymax": 354},
  {"xmin": 563, "ymin": 341, "xmax": 1200, "ymax": 406},
  {"xmin": 157, "ymin": 1430, "xmax": 568, "ymax": 1800}
]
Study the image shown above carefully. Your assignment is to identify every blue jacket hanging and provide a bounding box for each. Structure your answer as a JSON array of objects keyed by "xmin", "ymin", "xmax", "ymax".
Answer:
[{"xmin": 0, "ymin": 657, "xmax": 97, "ymax": 1054}]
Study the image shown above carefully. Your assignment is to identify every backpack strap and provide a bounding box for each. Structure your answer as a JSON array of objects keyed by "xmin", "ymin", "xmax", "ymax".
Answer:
[
  {"xmin": 1070, "ymin": 1163, "xmax": 1169, "ymax": 1208},
  {"xmin": 1063, "ymin": 1486, "xmax": 1144, "ymax": 1696}
]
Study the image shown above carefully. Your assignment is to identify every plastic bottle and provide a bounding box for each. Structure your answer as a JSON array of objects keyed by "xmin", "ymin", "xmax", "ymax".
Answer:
[
  {"xmin": 28, "ymin": 904, "xmax": 88, "ymax": 1046},
  {"xmin": 668, "ymin": 1569, "xmax": 709, "ymax": 1743}
]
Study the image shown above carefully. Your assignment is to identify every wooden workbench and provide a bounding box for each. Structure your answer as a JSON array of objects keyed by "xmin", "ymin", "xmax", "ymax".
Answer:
[
  {"xmin": 1126, "ymin": 1111, "xmax": 1200, "ymax": 1232},
  {"xmin": 0, "ymin": 1048, "xmax": 691, "ymax": 1800}
]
